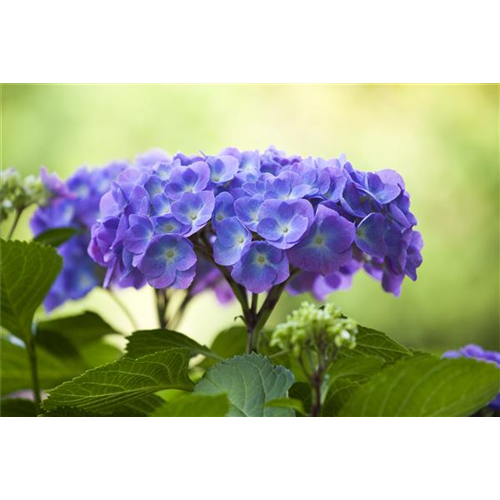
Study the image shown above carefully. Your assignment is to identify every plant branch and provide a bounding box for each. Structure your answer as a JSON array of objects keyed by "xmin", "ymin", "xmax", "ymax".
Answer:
[
  {"xmin": 155, "ymin": 289, "xmax": 169, "ymax": 329},
  {"xmin": 7, "ymin": 208, "xmax": 23, "ymax": 240},
  {"xmin": 169, "ymin": 291, "xmax": 192, "ymax": 330},
  {"xmin": 26, "ymin": 336, "xmax": 41, "ymax": 408}
]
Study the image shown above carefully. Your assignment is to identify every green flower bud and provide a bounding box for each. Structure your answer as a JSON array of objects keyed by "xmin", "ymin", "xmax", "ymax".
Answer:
[
  {"xmin": 0, "ymin": 168, "xmax": 48, "ymax": 222},
  {"xmin": 270, "ymin": 301, "xmax": 358, "ymax": 357}
]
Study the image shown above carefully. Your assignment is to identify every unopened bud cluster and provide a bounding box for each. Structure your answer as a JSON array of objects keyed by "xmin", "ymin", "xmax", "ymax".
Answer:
[
  {"xmin": 271, "ymin": 302, "xmax": 358, "ymax": 357},
  {"xmin": 0, "ymin": 168, "xmax": 47, "ymax": 222}
]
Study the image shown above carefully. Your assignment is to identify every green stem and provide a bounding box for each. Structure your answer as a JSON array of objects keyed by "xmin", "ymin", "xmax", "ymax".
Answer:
[
  {"xmin": 169, "ymin": 292, "xmax": 192, "ymax": 330},
  {"xmin": 155, "ymin": 289, "xmax": 169, "ymax": 329},
  {"xmin": 26, "ymin": 336, "xmax": 41, "ymax": 408},
  {"xmin": 194, "ymin": 239, "xmax": 252, "ymax": 323},
  {"xmin": 252, "ymin": 282, "xmax": 287, "ymax": 346},
  {"xmin": 251, "ymin": 293, "xmax": 259, "ymax": 315},
  {"xmin": 108, "ymin": 289, "xmax": 139, "ymax": 331},
  {"xmin": 7, "ymin": 208, "xmax": 23, "ymax": 240},
  {"xmin": 309, "ymin": 371, "xmax": 322, "ymax": 417}
]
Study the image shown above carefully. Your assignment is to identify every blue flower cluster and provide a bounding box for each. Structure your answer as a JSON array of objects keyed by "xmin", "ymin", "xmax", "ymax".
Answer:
[
  {"xmin": 443, "ymin": 345, "xmax": 500, "ymax": 410},
  {"xmin": 89, "ymin": 146, "xmax": 423, "ymax": 297},
  {"xmin": 31, "ymin": 162, "xmax": 129, "ymax": 310}
]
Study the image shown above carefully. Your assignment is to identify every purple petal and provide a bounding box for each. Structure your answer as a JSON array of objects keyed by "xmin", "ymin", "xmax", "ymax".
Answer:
[{"xmin": 356, "ymin": 213, "xmax": 388, "ymax": 258}]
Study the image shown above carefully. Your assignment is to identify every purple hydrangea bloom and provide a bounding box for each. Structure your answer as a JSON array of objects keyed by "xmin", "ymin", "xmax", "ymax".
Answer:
[
  {"xmin": 443, "ymin": 345, "xmax": 500, "ymax": 410},
  {"xmin": 165, "ymin": 161, "xmax": 210, "ymax": 199},
  {"xmin": 257, "ymin": 199, "xmax": 313, "ymax": 249},
  {"xmin": 207, "ymin": 155, "xmax": 239, "ymax": 184},
  {"xmin": 355, "ymin": 213, "xmax": 387, "ymax": 259},
  {"xmin": 213, "ymin": 192, "xmax": 235, "ymax": 228},
  {"xmin": 170, "ymin": 191, "xmax": 215, "ymax": 236},
  {"xmin": 138, "ymin": 234, "xmax": 197, "ymax": 289},
  {"xmin": 31, "ymin": 162, "xmax": 127, "ymax": 311},
  {"xmin": 234, "ymin": 196, "xmax": 263, "ymax": 231},
  {"xmin": 40, "ymin": 166, "xmax": 73, "ymax": 198},
  {"xmin": 288, "ymin": 205, "xmax": 355, "ymax": 276},
  {"xmin": 88, "ymin": 145, "xmax": 422, "ymax": 303},
  {"xmin": 214, "ymin": 217, "xmax": 252, "ymax": 266},
  {"xmin": 231, "ymin": 241, "xmax": 289, "ymax": 293}
]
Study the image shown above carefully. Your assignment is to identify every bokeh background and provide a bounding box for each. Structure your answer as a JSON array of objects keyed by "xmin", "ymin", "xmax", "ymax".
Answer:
[{"xmin": 1, "ymin": 84, "xmax": 499, "ymax": 352}]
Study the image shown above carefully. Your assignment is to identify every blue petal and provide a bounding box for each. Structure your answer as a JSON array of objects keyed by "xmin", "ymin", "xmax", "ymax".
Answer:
[{"xmin": 355, "ymin": 213, "xmax": 387, "ymax": 258}]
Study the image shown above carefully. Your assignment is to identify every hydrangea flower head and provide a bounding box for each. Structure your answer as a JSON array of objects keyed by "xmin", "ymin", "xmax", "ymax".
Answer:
[
  {"xmin": 443, "ymin": 345, "xmax": 500, "ymax": 410},
  {"xmin": 31, "ymin": 161, "xmax": 128, "ymax": 311},
  {"xmin": 87, "ymin": 146, "xmax": 423, "ymax": 305}
]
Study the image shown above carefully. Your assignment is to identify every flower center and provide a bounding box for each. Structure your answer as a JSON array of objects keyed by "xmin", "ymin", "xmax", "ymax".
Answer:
[
  {"xmin": 166, "ymin": 249, "xmax": 175, "ymax": 259},
  {"xmin": 189, "ymin": 212, "xmax": 198, "ymax": 221},
  {"xmin": 315, "ymin": 235, "xmax": 324, "ymax": 245},
  {"xmin": 256, "ymin": 254, "xmax": 266, "ymax": 264}
]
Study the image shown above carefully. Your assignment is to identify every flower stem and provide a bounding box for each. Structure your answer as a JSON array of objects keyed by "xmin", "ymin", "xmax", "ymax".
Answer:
[
  {"xmin": 310, "ymin": 371, "xmax": 322, "ymax": 417},
  {"xmin": 108, "ymin": 289, "xmax": 139, "ymax": 331},
  {"xmin": 155, "ymin": 289, "xmax": 169, "ymax": 329},
  {"xmin": 251, "ymin": 293, "xmax": 259, "ymax": 315},
  {"xmin": 169, "ymin": 292, "xmax": 192, "ymax": 330},
  {"xmin": 26, "ymin": 336, "xmax": 42, "ymax": 408},
  {"xmin": 7, "ymin": 208, "xmax": 23, "ymax": 240}
]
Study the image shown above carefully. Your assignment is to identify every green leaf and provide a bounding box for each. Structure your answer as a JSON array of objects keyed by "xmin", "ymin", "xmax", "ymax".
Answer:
[
  {"xmin": 33, "ymin": 227, "xmax": 79, "ymax": 247},
  {"xmin": 0, "ymin": 239, "xmax": 62, "ymax": 340},
  {"xmin": 0, "ymin": 338, "xmax": 85, "ymax": 397},
  {"xmin": 321, "ymin": 356, "xmax": 386, "ymax": 416},
  {"xmin": 339, "ymin": 325, "xmax": 412, "ymax": 363},
  {"xmin": 36, "ymin": 311, "xmax": 118, "ymax": 360},
  {"xmin": 289, "ymin": 382, "xmax": 312, "ymax": 415},
  {"xmin": 41, "ymin": 395, "xmax": 164, "ymax": 417},
  {"xmin": 265, "ymin": 397, "xmax": 306, "ymax": 416},
  {"xmin": 78, "ymin": 342, "xmax": 122, "ymax": 369},
  {"xmin": 151, "ymin": 394, "xmax": 229, "ymax": 417},
  {"xmin": 322, "ymin": 379, "xmax": 361, "ymax": 417},
  {"xmin": 125, "ymin": 329, "xmax": 216, "ymax": 360},
  {"xmin": 328, "ymin": 356, "xmax": 386, "ymax": 383},
  {"xmin": 339, "ymin": 355, "xmax": 500, "ymax": 417},
  {"xmin": 195, "ymin": 353, "xmax": 295, "ymax": 417},
  {"xmin": 200, "ymin": 326, "xmax": 247, "ymax": 368},
  {"xmin": 42, "ymin": 348, "xmax": 194, "ymax": 414},
  {"xmin": 0, "ymin": 398, "xmax": 37, "ymax": 417}
]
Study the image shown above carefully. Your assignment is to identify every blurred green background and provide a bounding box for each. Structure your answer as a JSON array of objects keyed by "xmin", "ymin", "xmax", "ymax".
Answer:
[{"xmin": 1, "ymin": 84, "xmax": 499, "ymax": 351}]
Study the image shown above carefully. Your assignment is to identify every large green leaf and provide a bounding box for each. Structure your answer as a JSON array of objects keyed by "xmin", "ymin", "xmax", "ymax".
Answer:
[
  {"xmin": 0, "ymin": 398, "xmax": 37, "ymax": 417},
  {"xmin": 339, "ymin": 325, "xmax": 412, "ymax": 362},
  {"xmin": 0, "ymin": 338, "xmax": 84, "ymax": 396},
  {"xmin": 33, "ymin": 227, "xmax": 79, "ymax": 247},
  {"xmin": 125, "ymin": 329, "xmax": 216, "ymax": 360},
  {"xmin": 151, "ymin": 394, "xmax": 229, "ymax": 417},
  {"xmin": 36, "ymin": 311, "xmax": 118, "ymax": 360},
  {"xmin": 339, "ymin": 355, "xmax": 500, "ymax": 417},
  {"xmin": 265, "ymin": 397, "xmax": 306, "ymax": 416},
  {"xmin": 195, "ymin": 353, "xmax": 295, "ymax": 417},
  {"xmin": 322, "ymin": 379, "xmax": 361, "ymax": 417},
  {"xmin": 42, "ymin": 348, "xmax": 194, "ymax": 414},
  {"xmin": 199, "ymin": 326, "xmax": 247, "ymax": 368},
  {"xmin": 42, "ymin": 395, "xmax": 164, "ymax": 417},
  {"xmin": 0, "ymin": 240, "xmax": 62, "ymax": 340},
  {"xmin": 327, "ymin": 355, "xmax": 385, "ymax": 382},
  {"xmin": 321, "ymin": 356, "xmax": 386, "ymax": 416}
]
